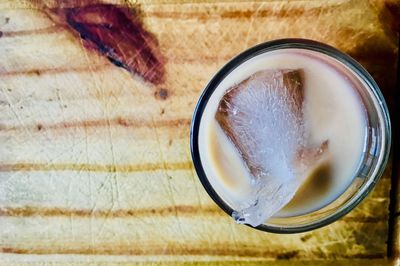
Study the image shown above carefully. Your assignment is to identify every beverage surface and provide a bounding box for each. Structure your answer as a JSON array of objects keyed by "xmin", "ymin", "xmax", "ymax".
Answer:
[{"xmin": 198, "ymin": 48, "xmax": 367, "ymax": 222}]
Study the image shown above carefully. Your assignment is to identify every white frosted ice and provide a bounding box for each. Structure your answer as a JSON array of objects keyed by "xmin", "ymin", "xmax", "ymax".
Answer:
[{"xmin": 216, "ymin": 69, "xmax": 324, "ymax": 227}]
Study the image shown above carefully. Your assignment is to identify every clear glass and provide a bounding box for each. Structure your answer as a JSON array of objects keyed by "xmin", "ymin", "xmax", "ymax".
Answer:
[{"xmin": 190, "ymin": 39, "xmax": 391, "ymax": 233}]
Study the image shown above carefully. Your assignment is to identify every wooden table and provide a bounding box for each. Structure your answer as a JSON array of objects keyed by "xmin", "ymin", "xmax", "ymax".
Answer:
[{"xmin": 0, "ymin": 0, "xmax": 399, "ymax": 265}]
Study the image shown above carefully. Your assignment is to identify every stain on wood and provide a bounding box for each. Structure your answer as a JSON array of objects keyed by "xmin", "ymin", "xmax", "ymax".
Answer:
[
  {"xmin": 154, "ymin": 88, "xmax": 169, "ymax": 100},
  {"xmin": 49, "ymin": 3, "xmax": 165, "ymax": 84},
  {"xmin": 300, "ymin": 234, "xmax": 312, "ymax": 242},
  {"xmin": 277, "ymin": 251, "xmax": 299, "ymax": 260}
]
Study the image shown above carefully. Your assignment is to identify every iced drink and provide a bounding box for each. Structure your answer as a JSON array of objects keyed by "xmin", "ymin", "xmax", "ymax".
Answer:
[
  {"xmin": 191, "ymin": 40, "xmax": 391, "ymax": 232},
  {"xmin": 198, "ymin": 49, "xmax": 367, "ymax": 226}
]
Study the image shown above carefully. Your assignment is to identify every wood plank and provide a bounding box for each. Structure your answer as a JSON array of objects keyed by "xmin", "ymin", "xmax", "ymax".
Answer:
[
  {"xmin": 0, "ymin": 0, "xmax": 398, "ymax": 264},
  {"xmin": 0, "ymin": 216, "xmax": 389, "ymax": 258},
  {"xmin": 0, "ymin": 258, "xmax": 391, "ymax": 266}
]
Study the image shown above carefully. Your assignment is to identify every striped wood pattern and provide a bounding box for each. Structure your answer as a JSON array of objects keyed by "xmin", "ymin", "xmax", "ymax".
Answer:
[{"xmin": 0, "ymin": 0, "xmax": 398, "ymax": 264}]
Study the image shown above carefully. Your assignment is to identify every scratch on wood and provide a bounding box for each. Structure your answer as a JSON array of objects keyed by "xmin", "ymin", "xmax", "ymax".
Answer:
[
  {"xmin": 0, "ymin": 161, "xmax": 193, "ymax": 173},
  {"xmin": 0, "ymin": 65, "xmax": 109, "ymax": 76},
  {"xmin": 0, "ymin": 56, "xmax": 231, "ymax": 77},
  {"xmin": 0, "ymin": 118, "xmax": 191, "ymax": 132},
  {"xmin": 0, "ymin": 26, "xmax": 61, "ymax": 37},
  {"xmin": 0, "ymin": 205, "xmax": 221, "ymax": 218},
  {"xmin": 143, "ymin": 5, "xmax": 337, "ymax": 20},
  {"xmin": 0, "ymin": 246, "xmax": 386, "ymax": 259}
]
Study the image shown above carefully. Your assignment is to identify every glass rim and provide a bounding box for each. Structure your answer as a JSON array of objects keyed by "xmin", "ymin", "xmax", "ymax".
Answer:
[{"xmin": 190, "ymin": 38, "xmax": 392, "ymax": 233}]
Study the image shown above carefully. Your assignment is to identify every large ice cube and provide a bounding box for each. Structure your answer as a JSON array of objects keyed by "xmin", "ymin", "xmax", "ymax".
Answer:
[{"xmin": 216, "ymin": 69, "xmax": 328, "ymax": 227}]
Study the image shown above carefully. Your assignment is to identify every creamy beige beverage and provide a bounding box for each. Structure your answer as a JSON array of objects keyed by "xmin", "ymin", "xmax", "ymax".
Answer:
[{"xmin": 198, "ymin": 49, "xmax": 367, "ymax": 220}]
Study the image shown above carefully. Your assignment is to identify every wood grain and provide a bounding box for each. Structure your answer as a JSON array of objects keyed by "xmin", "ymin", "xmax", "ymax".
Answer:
[{"xmin": 0, "ymin": 0, "xmax": 398, "ymax": 264}]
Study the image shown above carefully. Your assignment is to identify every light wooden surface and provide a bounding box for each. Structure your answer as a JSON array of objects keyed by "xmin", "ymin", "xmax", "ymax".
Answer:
[{"xmin": 0, "ymin": 0, "xmax": 399, "ymax": 265}]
